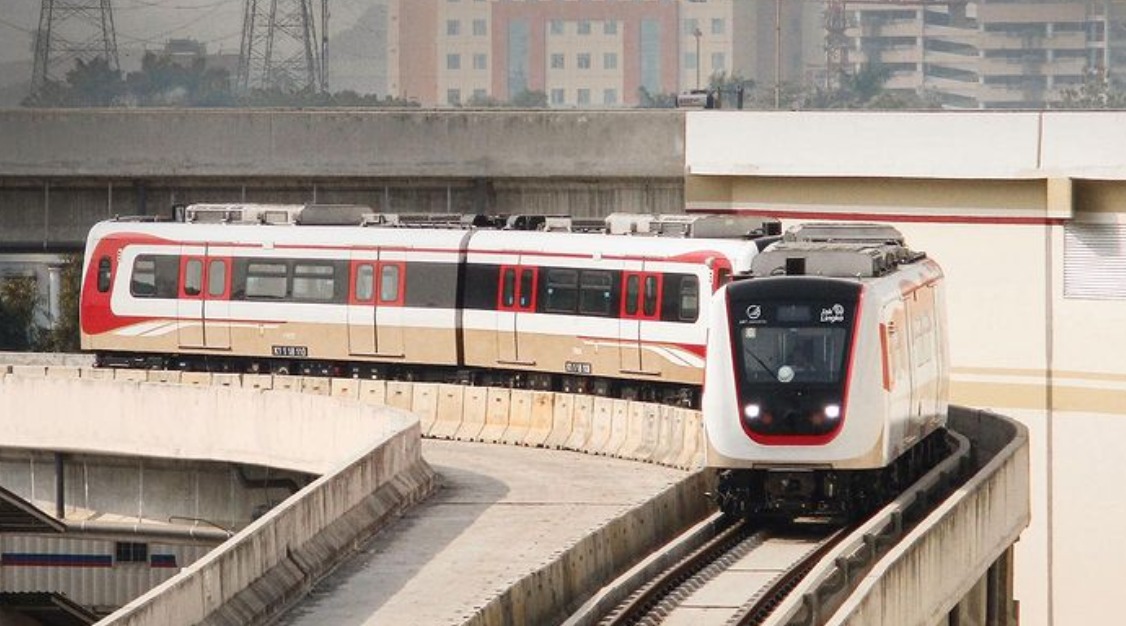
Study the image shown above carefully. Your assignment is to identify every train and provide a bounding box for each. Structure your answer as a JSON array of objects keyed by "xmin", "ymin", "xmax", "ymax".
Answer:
[
  {"xmin": 702, "ymin": 223, "xmax": 950, "ymax": 520},
  {"xmin": 79, "ymin": 203, "xmax": 780, "ymax": 405}
]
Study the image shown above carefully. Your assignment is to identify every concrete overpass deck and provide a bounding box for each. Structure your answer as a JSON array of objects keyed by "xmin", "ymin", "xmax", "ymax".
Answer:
[
  {"xmin": 279, "ymin": 439, "xmax": 685, "ymax": 626},
  {"xmin": 0, "ymin": 358, "xmax": 1028, "ymax": 626}
]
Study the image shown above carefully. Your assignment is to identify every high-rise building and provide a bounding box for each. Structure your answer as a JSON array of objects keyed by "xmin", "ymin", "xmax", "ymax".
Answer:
[
  {"xmin": 390, "ymin": 0, "xmax": 772, "ymax": 108},
  {"xmin": 843, "ymin": 0, "xmax": 1115, "ymax": 109}
]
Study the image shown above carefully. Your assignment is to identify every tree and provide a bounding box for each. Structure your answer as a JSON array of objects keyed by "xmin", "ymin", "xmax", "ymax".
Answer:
[
  {"xmin": 509, "ymin": 89, "xmax": 548, "ymax": 108},
  {"xmin": 636, "ymin": 86, "xmax": 676, "ymax": 108},
  {"xmin": 35, "ymin": 255, "xmax": 83, "ymax": 353},
  {"xmin": 1057, "ymin": 69, "xmax": 1126, "ymax": 109},
  {"xmin": 0, "ymin": 276, "xmax": 39, "ymax": 351}
]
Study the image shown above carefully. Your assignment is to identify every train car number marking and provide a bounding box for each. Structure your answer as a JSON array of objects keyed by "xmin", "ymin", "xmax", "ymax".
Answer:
[
  {"xmin": 565, "ymin": 361, "xmax": 592, "ymax": 375},
  {"xmin": 272, "ymin": 345, "xmax": 309, "ymax": 358}
]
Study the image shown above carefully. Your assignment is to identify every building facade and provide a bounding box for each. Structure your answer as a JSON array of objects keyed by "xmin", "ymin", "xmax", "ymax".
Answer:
[
  {"xmin": 391, "ymin": 0, "xmax": 756, "ymax": 107},
  {"xmin": 842, "ymin": 0, "xmax": 1119, "ymax": 109}
]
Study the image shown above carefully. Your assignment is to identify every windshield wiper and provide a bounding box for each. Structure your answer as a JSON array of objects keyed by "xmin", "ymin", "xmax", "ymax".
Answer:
[{"xmin": 743, "ymin": 348, "xmax": 782, "ymax": 383}]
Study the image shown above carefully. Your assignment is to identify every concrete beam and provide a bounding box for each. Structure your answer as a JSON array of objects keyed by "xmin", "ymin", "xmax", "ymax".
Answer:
[{"xmin": 0, "ymin": 110, "xmax": 684, "ymax": 179}]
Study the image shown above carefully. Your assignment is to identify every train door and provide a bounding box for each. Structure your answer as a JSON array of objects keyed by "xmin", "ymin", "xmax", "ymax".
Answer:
[
  {"xmin": 374, "ymin": 257, "xmax": 406, "ymax": 357},
  {"xmin": 496, "ymin": 263, "xmax": 536, "ymax": 364},
  {"xmin": 620, "ymin": 265, "xmax": 661, "ymax": 374},
  {"xmin": 177, "ymin": 247, "xmax": 230, "ymax": 350},
  {"xmin": 347, "ymin": 255, "xmax": 378, "ymax": 355},
  {"xmin": 347, "ymin": 252, "xmax": 406, "ymax": 357}
]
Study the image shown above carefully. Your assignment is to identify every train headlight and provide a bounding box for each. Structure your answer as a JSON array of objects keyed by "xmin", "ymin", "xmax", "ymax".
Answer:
[
  {"xmin": 743, "ymin": 404, "xmax": 761, "ymax": 420},
  {"xmin": 824, "ymin": 404, "xmax": 841, "ymax": 420}
]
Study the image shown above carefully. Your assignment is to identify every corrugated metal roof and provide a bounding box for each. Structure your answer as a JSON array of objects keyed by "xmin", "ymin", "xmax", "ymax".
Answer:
[
  {"xmin": 0, "ymin": 485, "xmax": 65, "ymax": 534},
  {"xmin": 0, "ymin": 592, "xmax": 99, "ymax": 626}
]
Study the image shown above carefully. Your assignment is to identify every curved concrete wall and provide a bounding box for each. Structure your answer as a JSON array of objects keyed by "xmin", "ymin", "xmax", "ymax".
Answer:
[
  {"xmin": 0, "ymin": 366, "xmax": 436, "ymax": 626},
  {"xmin": 831, "ymin": 407, "xmax": 1030, "ymax": 625}
]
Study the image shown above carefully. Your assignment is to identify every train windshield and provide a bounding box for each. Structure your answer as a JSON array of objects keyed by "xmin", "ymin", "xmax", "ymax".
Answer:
[{"xmin": 735, "ymin": 302, "xmax": 853, "ymax": 386}]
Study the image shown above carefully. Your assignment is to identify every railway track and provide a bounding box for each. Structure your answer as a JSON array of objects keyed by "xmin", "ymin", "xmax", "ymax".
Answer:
[{"xmin": 567, "ymin": 429, "xmax": 972, "ymax": 626}]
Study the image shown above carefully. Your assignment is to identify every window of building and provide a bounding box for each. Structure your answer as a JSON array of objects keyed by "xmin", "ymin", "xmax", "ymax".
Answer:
[
  {"xmin": 447, "ymin": 53, "xmax": 461, "ymax": 70},
  {"xmin": 604, "ymin": 20, "xmax": 618, "ymax": 35},
  {"xmin": 577, "ymin": 88, "xmax": 591, "ymax": 105},
  {"xmin": 603, "ymin": 88, "xmax": 617, "ymax": 105},
  {"xmin": 447, "ymin": 20, "xmax": 460, "ymax": 36},
  {"xmin": 683, "ymin": 18, "xmax": 698, "ymax": 35},
  {"xmin": 685, "ymin": 52, "xmax": 698, "ymax": 70},
  {"xmin": 577, "ymin": 53, "xmax": 591, "ymax": 69},
  {"xmin": 115, "ymin": 542, "xmax": 148, "ymax": 564},
  {"xmin": 711, "ymin": 18, "xmax": 725, "ymax": 35},
  {"xmin": 473, "ymin": 53, "xmax": 488, "ymax": 70},
  {"xmin": 578, "ymin": 20, "xmax": 591, "ymax": 35},
  {"xmin": 551, "ymin": 88, "xmax": 565, "ymax": 104},
  {"xmin": 447, "ymin": 88, "xmax": 461, "ymax": 105},
  {"xmin": 473, "ymin": 19, "xmax": 487, "ymax": 36},
  {"xmin": 711, "ymin": 52, "xmax": 725, "ymax": 72},
  {"xmin": 551, "ymin": 53, "xmax": 565, "ymax": 69},
  {"xmin": 550, "ymin": 20, "xmax": 564, "ymax": 35},
  {"xmin": 472, "ymin": 88, "xmax": 488, "ymax": 101},
  {"xmin": 604, "ymin": 52, "xmax": 618, "ymax": 70}
]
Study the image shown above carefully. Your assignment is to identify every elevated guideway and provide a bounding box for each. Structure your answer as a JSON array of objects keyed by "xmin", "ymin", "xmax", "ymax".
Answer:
[{"xmin": 0, "ymin": 357, "xmax": 1028, "ymax": 626}]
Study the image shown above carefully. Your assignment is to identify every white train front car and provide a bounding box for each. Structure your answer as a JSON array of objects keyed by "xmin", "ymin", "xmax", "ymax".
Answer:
[{"xmin": 702, "ymin": 224, "xmax": 949, "ymax": 520}]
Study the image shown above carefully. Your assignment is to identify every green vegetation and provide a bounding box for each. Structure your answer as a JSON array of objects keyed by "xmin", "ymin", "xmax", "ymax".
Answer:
[
  {"xmin": 23, "ymin": 52, "xmax": 418, "ymax": 109},
  {"xmin": 0, "ymin": 254, "xmax": 82, "ymax": 353}
]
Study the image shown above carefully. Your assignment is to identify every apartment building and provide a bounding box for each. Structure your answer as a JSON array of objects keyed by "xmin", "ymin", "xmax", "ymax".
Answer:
[
  {"xmin": 390, "ymin": 0, "xmax": 746, "ymax": 108},
  {"xmin": 844, "ymin": 0, "xmax": 1114, "ymax": 109}
]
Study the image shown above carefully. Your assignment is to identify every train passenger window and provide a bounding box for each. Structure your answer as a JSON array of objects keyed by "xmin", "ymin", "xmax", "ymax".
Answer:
[
  {"xmin": 130, "ymin": 255, "xmax": 179, "ymax": 298},
  {"xmin": 624, "ymin": 275, "xmax": 640, "ymax": 316},
  {"xmin": 679, "ymin": 276, "xmax": 699, "ymax": 321},
  {"xmin": 207, "ymin": 260, "xmax": 227, "ymax": 298},
  {"xmin": 380, "ymin": 264, "xmax": 401, "ymax": 302},
  {"xmin": 97, "ymin": 257, "xmax": 112, "ymax": 293},
  {"xmin": 501, "ymin": 268, "xmax": 516, "ymax": 307},
  {"xmin": 544, "ymin": 269, "xmax": 578, "ymax": 313},
  {"xmin": 643, "ymin": 275, "xmax": 659, "ymax": 317},
  {"xmin": 355, "ymin": 264, "xmax": 375, "ymax": 302},
  {"xmin": 519, "ymin": 269, "xmax": 535, "ymax": 308},
  {"xmin": 245, "ymin": 262, "xmax": 288, "ymax": 299},
  {"xmin": 580, "ymin": 270, "xmax": 613, "ymax": 316},
  {"xmin": 293, "ymin": 262, "xmax": 336, "ymax": 301},
  {"xmin": 184, "ymin": 259, "xmax": 203, "ymax": 296}
]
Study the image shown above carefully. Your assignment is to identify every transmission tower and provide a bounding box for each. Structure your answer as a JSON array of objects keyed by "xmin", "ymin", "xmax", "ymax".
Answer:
[
  {"xmin": 237, "ymin": 0, "xmax": 324, "ymax": 93},
  {"xmin": 31, "ymin": 0, "xmax": 120, "ymax": 93}
]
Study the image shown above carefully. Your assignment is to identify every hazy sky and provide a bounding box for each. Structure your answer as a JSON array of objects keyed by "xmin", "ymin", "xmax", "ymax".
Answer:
[{"xmin": 0, "ymin": 0, "xmax": 379, "ymax": 66}]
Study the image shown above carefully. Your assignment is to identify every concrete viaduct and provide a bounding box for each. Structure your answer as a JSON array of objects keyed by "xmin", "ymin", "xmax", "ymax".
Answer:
[{"xmin": 5, "ymin": 108, "xmax": 1126, "ymax": 625}]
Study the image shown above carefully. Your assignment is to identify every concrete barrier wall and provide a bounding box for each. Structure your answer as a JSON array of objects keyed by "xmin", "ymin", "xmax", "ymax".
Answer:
[
  {"xmin": 0, "ymin": 370, "xmax": 416, "ymax": 475},
  {"xmin": 830, "ymin": 407, "xmax": 1030, "ymax": 625},
  {"xmin": 0, "ymin": 366, "xmax": 436, "ymax": 626},
  {"xmin": 2, "ymin": 365, "xmax": 705, "ymax": 626},
  {"xmin": 464, "ymin": 471, "xmax": 714, "ymax": 626},
  {"xmin": 0, "ymin": 109, "xmax": 684, "ymax": 179}
]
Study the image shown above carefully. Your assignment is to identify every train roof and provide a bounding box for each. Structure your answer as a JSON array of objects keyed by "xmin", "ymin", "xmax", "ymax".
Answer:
[
  {"xmin": 751, "ymin": 223, "xmax": 928, "ymax": 279},
  {"xmin": 87, "ymin": 206, "xmax": 779, "ymax": 268}
]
